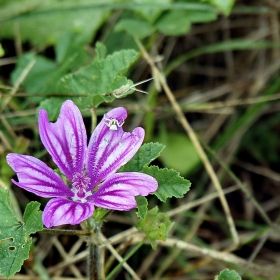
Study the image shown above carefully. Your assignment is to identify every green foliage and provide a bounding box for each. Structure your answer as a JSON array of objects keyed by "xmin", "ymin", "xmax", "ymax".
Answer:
[
  {"xmin": 206, "ymin": 0, "xmax": 235, "ymax": 15},
  {"xmin": 56, "ymin": 44, "xmax": 139, "ymax": 108},
  {"xmin": 11, "ymin": 41, "xmax": 139, "ymax": 116},
  {"xmin": 12, "ymin": 52, "xmax": 57, "ymax": 94},
  {"xmin": 133, "ymin": 0, "xmax": 172, "ymax": 23},
  {"xmin": 123, "ymin": 142, "xmax": 191, "ymax": 204},
  {"xmin": 0, "ymin": 0, "xmax": 111, "ymax": 47},
  {"xmin": 115, "ymin": 5, "xmax": 217, "ymax": 37},
  {"xmin": 0, "ymin": 188, "xmax": 43, "ymax": 278},
  {"xmin": 215, "ymin": 269, "xmax": 242, "ymax": 280},
  {"xmin": 0, "ymin": 0, "xmax": 244, "ymax": 277},
  {"xmin": 241, "ymin": 113, "xmax": 280, "ymax": 164},
  {"xmin": 115, "ymin": 18, "xmax": 156, "ymax": 39},
  {"xmin": 38, "ymin": 98, "xmax": 66, "ymax": 121},
  {"xmin": 136, "ymin": 206, "xmax": 174, "ymax": 249},
  {"xmin": 11, "ymin": 31, "xmax": 89, "ymax": 101},
  {"xmin": 136, "ymin": 196, "xmax": 148, "ymax": 219},
  {"xmin": 0, "ymin": 44, "xmax": 4, "ymax": 57},
  {"xmin": 157, "ymin": 131, "xmax": 200, "ymax": 175},
  {"xmin": 156, "ymin": 10, "xmax": 192, "ymax": 35},
  {"xmin": 92, "ymin": 207, "xmax": 112, "ymax": 224},
  {"xmin": 0, "ymin": 137, "xmax": 30, "ymax": 186},
  {"xmin": 122, "ymin": 142, "xmax": 165, "ymax": 172},
  {"xmin": 156, "ymin": 9, "xmax": 216, "ymax": 35},
  {"xmin": 142, "ymin": 166, "xmax": 191, "ymax": 202}
]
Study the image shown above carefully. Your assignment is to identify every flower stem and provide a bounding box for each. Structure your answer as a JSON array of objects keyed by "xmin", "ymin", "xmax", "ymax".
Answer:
[
  {"xmin": 88, "ymin": 237, "xmax": 101, "ymax": 280},
  {"xmin": 91, "ymin": 106, "xmax": 97, "ymax": 133},
  {"xmin": 87, "ymin": 218, "xmax": 102, "ymax": 280}
]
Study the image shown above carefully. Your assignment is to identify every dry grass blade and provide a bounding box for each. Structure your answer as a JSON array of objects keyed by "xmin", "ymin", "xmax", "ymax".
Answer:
[
  {"xmin": 101, "ymin": 234, "xmax": 141, "ymax": 280},
  {"xmin": 134, "ymin": 36, "xmax": 239, "ymax": 247},
  {"xmin": 0, "ymin": 59, "xmax": 36, "ymax": 114}
]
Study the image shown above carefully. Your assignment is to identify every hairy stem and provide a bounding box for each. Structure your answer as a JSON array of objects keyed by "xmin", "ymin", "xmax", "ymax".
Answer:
[
  {"xmin": 42, "ymin": 228, "xmax": 91, "ymax": 236},
  {"xmin": 87, "ymin": 218, "xmax": 102, "ymax": 280}
]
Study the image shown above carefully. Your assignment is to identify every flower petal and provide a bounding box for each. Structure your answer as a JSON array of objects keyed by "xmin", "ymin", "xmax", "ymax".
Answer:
[
  {"xmin": 42, "ymin": 197, "xmax": 94, "ymax": 227},
  {"xmin": 39, "ymin": 100, "xmax": 87, "ymax": 180},
  {"xmin": 6, "ymin": 153, "xmax": 73, "ymax": 198},
  {"xmin": 87, "ymin": 107, "xmax": 145, "ymax": 188},
  {"xmin": 91, "ymin": 172, "xmax": 158, "ymax": 211}
]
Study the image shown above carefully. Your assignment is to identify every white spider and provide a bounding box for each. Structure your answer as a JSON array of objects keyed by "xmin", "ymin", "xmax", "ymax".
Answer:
[
  {"xmin": 103, "ymin": 116, "xmax": 124, "ymax": 131},
  {"xmin": 111, "ymin": 77, "xmax": 153, "ymax": 99}
]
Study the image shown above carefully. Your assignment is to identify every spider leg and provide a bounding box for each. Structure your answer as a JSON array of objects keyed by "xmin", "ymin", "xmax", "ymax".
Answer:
[
  {"xmin": 117, "ymin": 120, "xmax": 125, "ymax": 127},
  {"xmin": 133, "ymin": 77, "xmax": 153, "ymax": 87},
  {"xmin": 103, "ymin": 116, "xmax": 112, "ymax": 127}
]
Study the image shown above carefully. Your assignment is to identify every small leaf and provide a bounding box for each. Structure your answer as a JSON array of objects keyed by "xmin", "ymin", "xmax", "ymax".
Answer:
[
  {"xmin": 136, "ymin": 206, "xmax": 174, "ymax": 249},
  {"xmin": 135, "ymin": 196, "xmax": 148, "ymax": 219},
  {"xmin": 122, "ymin": 142, "xmax": 165, "ymax": 172},
  {"xmin": 38, "ymin": 98, "xmax": 66, "ymax": 121},
  {"xmin": 142, "ymin": 166, "xmax": 191, "ymax": 202},
  {"xmin": 56, "ymin": 44, "xmax": 139, "ymax": 108},
  {"xmin": 156, "ymin": 9, "xmax": 216, "ymax": 36},
  {"xmin": 133, "ymin": 0, "xmax": 171, "ymax": 23},
  {"xmin": 215, "ymin": 269, "xmax": 242, "ymax": 280},
  {"xmin": 115, "ymin": 18, "xmax": 156, "ymax": 39},
  {"xmin": 0, "ymin": 188, "xmax": 43, "ymax": 278},
  {"xmin": 183, "ymin": 10, "xmax": 217, "ymax": 23},
  {"xmin": 206, "ymin": 0, "xmax": 235, "ymax": 16},
  {"xmin": 95, "ymin": 41, "xmax": 107, "ymax": 61},
  {"xmin": 23, "ymin": 202, "xmax": 44, "ymax": 236},
  {"xmin": 156, "ymin": 10, "xmax": 191, "ymax": 36}
]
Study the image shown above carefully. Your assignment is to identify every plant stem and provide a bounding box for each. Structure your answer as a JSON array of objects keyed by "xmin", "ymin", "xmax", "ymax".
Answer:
[
  {"xmin": 42, "ymin": 228, "xmax": 91, "ymax": 236},
  {"xmin": 91, "ymin": 106, "xmax": 97, "ymax": 133},
  {"xmin": 87, "ymin": 218, "xmax": 102, "ymax": 280}
]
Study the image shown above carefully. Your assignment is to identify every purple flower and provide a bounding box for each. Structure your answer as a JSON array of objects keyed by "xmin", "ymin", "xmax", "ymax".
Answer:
[{"xmin": 7, "ymin": 100, "xmax": 158, "ymax": 228}]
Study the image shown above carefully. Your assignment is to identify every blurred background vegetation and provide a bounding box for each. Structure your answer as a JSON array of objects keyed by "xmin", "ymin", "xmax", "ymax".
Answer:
[{"xmin": 1, "ymin": 0, "xmax": 280, "ymax": 279}]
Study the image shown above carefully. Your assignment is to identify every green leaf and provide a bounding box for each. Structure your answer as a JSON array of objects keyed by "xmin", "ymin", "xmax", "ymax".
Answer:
[
  {"xmin": 133, "ymin": 0, "xmax": 172, "ymax": 23},
  {"xmin": 136, "ymin": 206, "xmax": 174, "ymax": 249},
  {"xmin": 157, "ymin": 131, "xmax": 201, "ymax": 175},
  {"xmin": 23, "ymin": 202, "xmax": 44, "ymax": 236},
  {"xmin": 95, "ymin": 41, "xmax": 107, "ymax": 61},
  {"xmin": 57, "ymin": 44, "xmax": 139, "ymax": 108},
  {"xmin": 0, "ymin": 188, "xmax": 43, "ymax": 278},
  {"xmin": 215, "ymin": 269, "xmax": 242, "ymax": 280},
  {"xmin": 142, "ymin": 166, "xmax": 191, "ymax": 202},
  {"xmin": 0, "ymin": 0, "xmax": 111, "ymax": 47},
  {"xmin": 0, "ymin": 137, "xmax": 30, "ymax": 187},
  {"xmin": 206, "ymin": 0, "xmax": 235, "ymax": 16},
  {"xmin": 105, "ymin": 30, "xmax": 138, "ymax": 54},
  {"xmin": 11, "ymin": 52, "xmax": 57, "ymax": 95},
  {"xmin": 11, "ymin": 31, "xmax": 88, "ymax": 103},
  {"xmin": 38, "ymin": 98, "xmax": 66, "ymax": 121},
  {"xmin": 135, "ymin": 196, "xmax": 148, "ymax": 219},
  {"xmin": 54, "ymin": 31, "xmax": 89, "ymax": 66},
  {"xmin": 182, "ymin": 10, "xmax": 217, "ymax": 23},
  {"xmin": 115, "ymin": 18, "xmax": 156, "ymax": 39},
  {"xmin": 0, "ymin": 43, "xmax": 4, "ymax": 57},
  {"xmin": 156, "ymin": 10, "xmax": 191, "ymax": 36},
  {"xmin": 122, "ymin": 142, "xmax": 165, "ymax": 172},
  {"xmin": 156, "ymin": 9, "xmax": 217, "ymax": 36}
]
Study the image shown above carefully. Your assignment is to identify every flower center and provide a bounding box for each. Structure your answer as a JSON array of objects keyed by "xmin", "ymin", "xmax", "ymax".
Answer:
[{"xmin": 71, "ymin": 172, "xmax": 92, "ymax": 203}]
